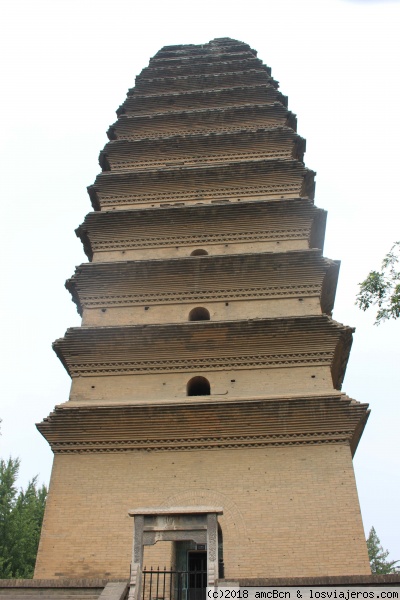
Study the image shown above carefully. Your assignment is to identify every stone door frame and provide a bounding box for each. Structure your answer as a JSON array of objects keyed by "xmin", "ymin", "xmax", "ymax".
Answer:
[{"xmin": 128, "ymin": 506, "xmax": 223, "ymax": 600}]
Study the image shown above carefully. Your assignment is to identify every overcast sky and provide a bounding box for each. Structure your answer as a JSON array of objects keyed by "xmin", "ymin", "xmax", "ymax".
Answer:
[{"xmin": 1, "ymin": 0, "xmax": 399, "ymax": 564}]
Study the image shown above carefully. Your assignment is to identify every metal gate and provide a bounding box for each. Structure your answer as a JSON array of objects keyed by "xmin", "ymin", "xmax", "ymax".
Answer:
[{"xmin": 142, "ymin": 567, "xmax": 207, "ymax": 600}]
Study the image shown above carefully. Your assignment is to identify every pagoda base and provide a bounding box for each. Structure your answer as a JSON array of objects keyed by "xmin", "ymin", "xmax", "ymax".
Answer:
[{"xmin": 35, "ymin": 442, "xmax": 370, "ymax": 579}]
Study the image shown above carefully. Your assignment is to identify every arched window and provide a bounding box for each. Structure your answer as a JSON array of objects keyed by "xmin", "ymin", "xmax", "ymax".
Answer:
[
  {"xmin": 187, "ymin": 376, "xmax": 210, "ymax": 396},
  {"xmin": 190, "ymin": 249, "xmax": 208, "ymax": 256},
  {"xmin": 189, "ymin": 307, "xmax": 210, "ymax": 321}
]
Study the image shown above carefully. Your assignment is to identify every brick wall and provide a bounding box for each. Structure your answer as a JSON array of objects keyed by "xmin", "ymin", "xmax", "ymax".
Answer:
[{"xmin": 35, "ymin": 444, "xmax": 370, "ymax": 579}]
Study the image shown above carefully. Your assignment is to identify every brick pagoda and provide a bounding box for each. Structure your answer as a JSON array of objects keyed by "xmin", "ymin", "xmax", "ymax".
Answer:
[{"xmin": 35, "ymin": 38, "xmax": 370, "ymax": 584}]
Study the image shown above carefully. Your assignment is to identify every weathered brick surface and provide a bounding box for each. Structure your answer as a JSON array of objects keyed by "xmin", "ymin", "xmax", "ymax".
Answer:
[
  {"xmin": 143, "ymin": 543, "xmax": 173, "ymax": 570},
  {"xmin": 35, "ymin": 444, "xmax": 369, "ymax": 579}
]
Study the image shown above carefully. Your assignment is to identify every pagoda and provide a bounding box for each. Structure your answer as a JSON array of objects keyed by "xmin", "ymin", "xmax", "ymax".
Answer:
[{"xmin": 35, "ymin": 38, "xmax": 371, "ymax": 586}]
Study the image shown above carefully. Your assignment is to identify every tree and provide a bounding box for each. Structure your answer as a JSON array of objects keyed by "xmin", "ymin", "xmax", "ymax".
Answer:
[
  {"xmin": 0, "ymin": 457, "xmax": 47, "ymax": 578},
  {"xmin": 367, "ymin": 526, "xmax": 399, "ymax": 574},
  {"xmin": 356, "ymin": 241, "xmax": 400, "ymax": 324}
]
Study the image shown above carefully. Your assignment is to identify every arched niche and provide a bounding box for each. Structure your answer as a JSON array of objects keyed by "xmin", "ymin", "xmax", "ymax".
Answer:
[
  {"xmin": 187, "ymin": 376, "xmax": 211, "ymax": 396},
  {"xmin": 189, "ymin": 307, "xmax": 210, "ymax": 321}
]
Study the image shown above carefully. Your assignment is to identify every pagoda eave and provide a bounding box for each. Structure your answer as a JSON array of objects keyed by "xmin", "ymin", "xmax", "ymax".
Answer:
[
  {"xmin": 139, "ymin": 57, "xmax": 267, "ymax": 79},
  {"xmin": 52, "ymin": 315, "xmax": 354, "ymax": 388},
  {"xmin": 99, "ymin": 127, "xmax": 306, "ymax": 172},
  {"xmin": 117, "ymin": 85, "xmax": 288, "ymax": 117},
  {"xmin": 149, "ymin": 50, "xmax": 255, "ymax": 65},
  {"xmin": 153, "ymin": 42, "xmax": 256, "ymax": 60},
  {"xmin": 75, "ymin": 198, "xmax": 327, "ymax": 260},
  {"xmin": 66, "ymin": 249, "xmax": 338, "ymax": 314},
  {"xmin": 88, "ymin": 161, "xmax": 315, "ymax": 211},
  {"xmin": 37, "ymin": 393, "xmax": 369, "ymax": 457},
  {"xmin": 108, "ymin": 103, "xmax": 297, "ymax": 141}
]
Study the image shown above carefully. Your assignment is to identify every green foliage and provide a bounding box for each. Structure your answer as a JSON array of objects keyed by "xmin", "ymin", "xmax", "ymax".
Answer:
[
  {"xmin": 0, "ymin": 457, "xmax": 47, "ymax": 578},
  {"xmin": 367, "ymin": 526, "xmax": 399, "ymax": 574},
  {"xmin": 356, "ymin": 241, "xmax": 400, "ymax": 324}
]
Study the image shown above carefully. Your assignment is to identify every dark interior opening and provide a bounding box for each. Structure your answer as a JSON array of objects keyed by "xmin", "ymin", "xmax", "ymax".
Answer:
[
  {"xmin": 189, "ymin": 307, "xmax": 210, "ymax": 321},
  {"xmin": 187, "ymin": 376, "xmax": 211, "ymax": 396},
  {"xmin": 188, "ymin": 551, "xmax": 207, "ymax": 600},
  {"xmin": 190, "ymin": 249, "xmax": 208, "ymax": 256}
]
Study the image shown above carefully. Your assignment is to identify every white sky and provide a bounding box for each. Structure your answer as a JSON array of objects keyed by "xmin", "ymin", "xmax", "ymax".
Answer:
[{"xmin": 1, "ymin": 0, "xmax": 399, "ymax": 565}]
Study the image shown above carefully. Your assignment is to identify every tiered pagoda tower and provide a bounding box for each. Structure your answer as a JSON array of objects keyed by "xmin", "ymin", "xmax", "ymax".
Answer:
[{"xmin": 35, "ymin": 38, "xmax": 371, "ymax": 582}]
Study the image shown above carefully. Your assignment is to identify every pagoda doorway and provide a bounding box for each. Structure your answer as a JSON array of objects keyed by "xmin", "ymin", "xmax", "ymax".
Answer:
[{"xmin": 128, "ymin": 507, "xmax": 223, "ymax": 600}]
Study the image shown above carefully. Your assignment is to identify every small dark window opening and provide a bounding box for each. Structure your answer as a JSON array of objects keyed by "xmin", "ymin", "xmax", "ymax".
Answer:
[
  {"xmin": 191, "ymin": 249, "xmax": 208, "ymax": 256},
  {"xmin": 218, "ymin": 524, "xmax": 224, "ymax": 579},
  {"xmin": 187, "ymin": 376, "xmax": 210, "ymax": 396},
  {"xmin": 189, "ymin": 307, "xmax": 210, "ymax": 321}
]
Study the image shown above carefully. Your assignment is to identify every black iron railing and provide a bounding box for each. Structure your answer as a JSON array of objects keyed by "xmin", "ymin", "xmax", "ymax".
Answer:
[{"xmin": 142, "ymin": 566, "xmax": 207, "ymax": 600}]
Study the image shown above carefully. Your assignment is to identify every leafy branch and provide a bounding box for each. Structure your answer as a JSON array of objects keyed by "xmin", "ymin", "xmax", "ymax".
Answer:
[
  {"xmin": 367, "ymin": 526, "xmax": 399, "ymax": 574},
  {"xmin": 0, "ymin": 457, "xmax": 47, "ymax": 578},
  {"xmin": 356, "ymin": 241, "xmax": 400, "ymax": 324}
]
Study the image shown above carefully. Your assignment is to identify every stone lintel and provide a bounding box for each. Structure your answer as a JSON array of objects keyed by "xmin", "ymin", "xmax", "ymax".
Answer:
[{"xmin": 129, "ymin": 506, "xmax": 223, "ymax": 516}]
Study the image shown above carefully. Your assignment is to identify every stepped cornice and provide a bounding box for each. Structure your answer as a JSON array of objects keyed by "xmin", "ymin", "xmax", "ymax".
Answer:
[
  {"xmin": 132, "ymin": 69, "xmax": 277, "ymax": 95},
  {"xmin": 108, "ymin": 104, "xmax": 296, "ymax": 141},
  {"xmin": 137, "ymin": 69, "xmax": 269, "ymax": 82},
  {"xmin": 88, "ymin": 159, "xmax": 315, "ymax": 211},
  {"xmin": 154, "ymin": 43, "xmax": 256, "ymax": 59},
  {"xmin": 158, "ymin": 38, "xmax": 252, "ymax": 49},
  {"xmin": 126, "ymin": 83, "xmax": 279, "ymax": 100},
  {"xmin": 53, "ymin": 315, "xmax": 352, "ymax": 389},
  {"xmin": 76, "ymin": 199, "xmax": 326, "ymax": 260},
  {"xmin": 100, "ymin": 127, "xmax": 305, "ymax": 172},
  {"xmin": 149, "ymin": 51, "xmax": 257, "ymax": 66},
  {"xmin": 66, "ymin": 250, "xmax": 339, "ymax": 315},
  {"xmin": 118, "ymin": 84, "xmax": 287, "ymax": 116},
  {"xmin": 139, "ymin": 57, "xmax": 267, "ymax": 79},
  {"xmin": 37, "ymin": 394, "xmax": 369, "ymax": 456}
]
